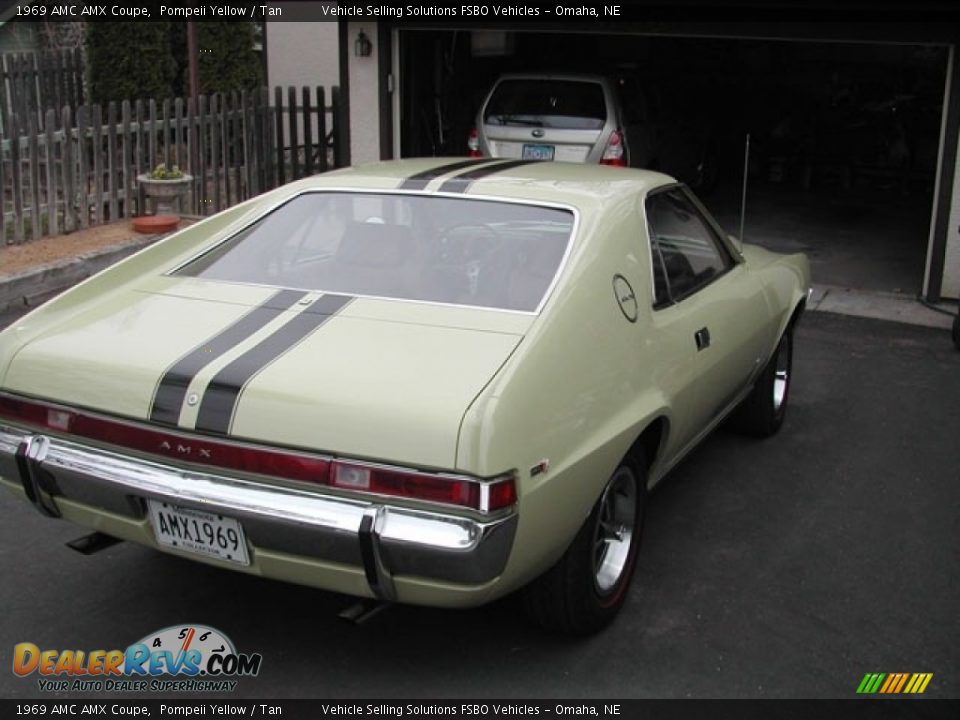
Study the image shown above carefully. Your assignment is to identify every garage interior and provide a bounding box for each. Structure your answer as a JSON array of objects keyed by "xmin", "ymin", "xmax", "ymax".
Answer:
[{"xmin": 396, "ymin": 28, "xmax": 949, "ymax": 296}]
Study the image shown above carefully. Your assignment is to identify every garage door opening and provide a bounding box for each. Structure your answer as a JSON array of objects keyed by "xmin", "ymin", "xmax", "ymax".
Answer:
[{"xmin": 397, "ymin": 29, "xmax": 948, "ymax": 296}]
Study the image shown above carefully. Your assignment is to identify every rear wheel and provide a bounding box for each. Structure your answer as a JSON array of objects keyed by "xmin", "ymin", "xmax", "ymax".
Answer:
[
  {"xmin": 730, "ymin": 330, "xmax": 792, "ymax": 436},
  {"xmin": 522, "ymin": 453, "xmax": 647, "ymax": 635}
]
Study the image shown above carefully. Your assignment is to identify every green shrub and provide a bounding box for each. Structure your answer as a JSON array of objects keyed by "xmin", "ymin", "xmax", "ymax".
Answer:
[
  {"xmin": 197, "ymin": 22, "xmax": 263, "ymax": 94},
  {"xmin": 86, "ymin": 23, "xmax": 177, "ymax": 103},
  {"xmin": 86, "ymin": 22, "xmax": 263, "ymax": 103},
  {"xmin": 149, "ymin": 163, "xmax": 184, "ymax": 180}
]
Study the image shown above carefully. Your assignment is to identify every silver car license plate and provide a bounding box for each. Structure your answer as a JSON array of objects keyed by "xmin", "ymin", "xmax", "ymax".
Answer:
[
  {"xmin": 148, "ymin": 500, "xmax": 250, "ymax": 566},
  {"xmin": 522, "ymin": 143, "xmax": 555, "ymax": 161}
]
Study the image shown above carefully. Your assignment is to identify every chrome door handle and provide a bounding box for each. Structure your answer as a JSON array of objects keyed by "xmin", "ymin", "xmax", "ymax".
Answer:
[{"xmin": 695, "ymin": 327, "xmax": 711, "ymax": 351}]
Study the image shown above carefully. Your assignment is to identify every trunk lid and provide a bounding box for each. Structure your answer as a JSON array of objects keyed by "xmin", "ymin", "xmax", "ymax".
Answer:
[{"xmin": 1, "ymin": 279, "xmax": 528, "ymax": 469}]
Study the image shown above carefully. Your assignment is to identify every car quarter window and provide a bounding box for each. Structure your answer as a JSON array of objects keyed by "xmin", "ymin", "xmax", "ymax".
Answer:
[{"xmin": 644, "ymin": 187, "xmax": 733, "ymax": 305}]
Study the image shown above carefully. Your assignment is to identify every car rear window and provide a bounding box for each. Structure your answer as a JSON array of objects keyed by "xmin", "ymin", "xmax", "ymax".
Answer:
[
  {"xmin": 176, "ymin": 193, "xmax": 574, "ymax": 313},
  {"xmin": 484, "ymin": 79, "xmax": 607, "ymax": 130}
]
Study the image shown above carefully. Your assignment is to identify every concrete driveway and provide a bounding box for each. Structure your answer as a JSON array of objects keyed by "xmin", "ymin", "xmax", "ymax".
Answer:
[{"xmin": 0, "ymin": 311, "xmax": 957, "ymax": 699}]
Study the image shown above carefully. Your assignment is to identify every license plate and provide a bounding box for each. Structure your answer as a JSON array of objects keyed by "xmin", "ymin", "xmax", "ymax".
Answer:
[
  {"xmin": 522, "ymin": 143, "xmax": 555, "ymax": 161},
  {"xmin": 147, "ymin": 500, "xmax": 250, "ymax": 566}
]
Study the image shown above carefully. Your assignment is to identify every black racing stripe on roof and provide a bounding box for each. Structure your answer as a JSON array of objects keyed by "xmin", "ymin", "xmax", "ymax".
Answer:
[
  {"xmin": 398, "ymin": 158, "xmax": 497, "ymax": 190},
  {"xmin": 194, "ymin": 293, "xmax": 354, "ymax": 436},
  {"xmin": 149, "ymin": 289, "xmax": 307, "ymax": 426},
  {"xmin": 438, "ymin": 159, "xmax": 542, "ymax": 194}
]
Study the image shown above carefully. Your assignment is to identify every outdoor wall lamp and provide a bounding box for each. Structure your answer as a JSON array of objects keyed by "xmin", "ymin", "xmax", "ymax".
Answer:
[{"xmin": 355, "ymin": 31, "xmax": 372, "ymax": 58}]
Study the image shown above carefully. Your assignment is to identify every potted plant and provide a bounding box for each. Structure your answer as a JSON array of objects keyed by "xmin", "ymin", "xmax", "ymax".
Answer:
[{"xmin": 136, "ymin": 164, "xmax": 193, "ymax": 217}]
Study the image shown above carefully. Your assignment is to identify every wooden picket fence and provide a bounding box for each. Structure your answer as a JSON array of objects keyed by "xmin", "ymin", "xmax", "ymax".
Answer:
[
  {"xmin": 0, "ymin": 50, "xmax": 85, "ymax": 138},
  {"xmin": 0, "ymin": 84, "xmax": 347, "ymax": 244}
]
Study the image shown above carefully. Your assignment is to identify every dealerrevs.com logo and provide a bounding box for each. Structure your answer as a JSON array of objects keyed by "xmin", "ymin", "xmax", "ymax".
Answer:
[{"xmin": 13, "ymin": 624, "xmax": 262, "ymax": 693}]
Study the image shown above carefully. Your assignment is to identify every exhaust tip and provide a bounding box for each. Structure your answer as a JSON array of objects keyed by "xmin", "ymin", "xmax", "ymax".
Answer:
[{"xmin": 66, "ymin": 532, "xmax": 122, "ymax": 555}]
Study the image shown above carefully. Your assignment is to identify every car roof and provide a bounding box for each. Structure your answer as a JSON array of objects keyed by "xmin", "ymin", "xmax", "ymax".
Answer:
[
  {"xmin": 491, "ymin": 72, "xmax": 612, "ymax": 84},
  {"xmin": 289, "ymin": 158, "xmax": 676, "ymax": 212}
]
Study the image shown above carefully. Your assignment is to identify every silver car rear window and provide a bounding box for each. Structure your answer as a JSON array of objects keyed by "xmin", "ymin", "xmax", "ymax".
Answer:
[
  {"xmin": 177, "ymin": 193, "xmax": 574, "ymax": 313},
  {"xmin": 484, "ymin": 79, "xmax": 606, "ymax": 130}
]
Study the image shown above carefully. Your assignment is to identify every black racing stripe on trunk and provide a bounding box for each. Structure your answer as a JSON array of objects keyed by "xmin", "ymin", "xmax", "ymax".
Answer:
[
  {"xmin": 149, "ymin": 289, "xmax": 307, "ymax": 426},
  {"xmin": 195, "ymin": 293, "xmax": 353, "ymax": 436},
  {"xmin": 398, "ymin": 158, "xmax": 497, "ymax": 190},
  {"xmin": 437, "ymin": 159, "xmax": 542, "ymax": 194}
]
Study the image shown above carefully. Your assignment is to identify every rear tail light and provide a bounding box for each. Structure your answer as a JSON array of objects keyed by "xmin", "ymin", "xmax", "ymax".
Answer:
[
  {"xmin": 600, "ymin": 129, "xmax": 626, "ymax": 167},
  {"xmin": 467, "ymin": 127, "xmax": 482, "ymax": 157},
  {"xmin": 330, "ymin": 461, "xmax": 516, "ymax": 512},
  {"xmin": 333, "ymin": 462, "xmax": 486, "ymax": 510},
  {"xmin": 0, "ymin": 394, "xmax": 517, "ymax": 513}
]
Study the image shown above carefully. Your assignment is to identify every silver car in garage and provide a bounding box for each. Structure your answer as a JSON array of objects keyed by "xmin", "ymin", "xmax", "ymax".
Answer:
[{"xmin": 469, "ymin": 72, "xmax": 654, "ymax": 167}]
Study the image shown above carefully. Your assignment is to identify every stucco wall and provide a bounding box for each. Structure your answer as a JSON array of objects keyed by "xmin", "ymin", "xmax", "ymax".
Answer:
[
  {"xmin": 265, "ymin": 16, "xmax": 339, "ymax": 92},
  {"xmin": 347, "ymin": 22, "xmax": 381, "ymax": 166}
]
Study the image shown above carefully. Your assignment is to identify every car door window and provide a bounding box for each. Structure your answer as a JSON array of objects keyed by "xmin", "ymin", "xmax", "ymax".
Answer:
[{"xmin": 645, "ymin": 188, "xmax": 732, "ymax": 304}]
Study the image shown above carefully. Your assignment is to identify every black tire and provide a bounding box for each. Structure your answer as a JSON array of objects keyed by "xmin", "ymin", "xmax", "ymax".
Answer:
[
  {"xmin": 730, "ymin": 330, "xmax": 792, "ymax": 437},
  {"xmin": 522, "ymin": 453, "xmax": 647, "ymax": 635}
]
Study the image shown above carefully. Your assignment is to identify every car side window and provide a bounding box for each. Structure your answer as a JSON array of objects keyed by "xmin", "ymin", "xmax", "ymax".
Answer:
[
  {"xmin": 649, "ymin": 240, "xmax": 671, "ymax": 308},
  {"xmin": 645, "ymin": 188, "xmax": 732, "ymax": 305}
]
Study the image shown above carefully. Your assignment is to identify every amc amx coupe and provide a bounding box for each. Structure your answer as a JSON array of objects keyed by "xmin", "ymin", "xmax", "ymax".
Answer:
[{"xmin": 0, "ymin": 159, "xmax": 809, "ymax": 634}]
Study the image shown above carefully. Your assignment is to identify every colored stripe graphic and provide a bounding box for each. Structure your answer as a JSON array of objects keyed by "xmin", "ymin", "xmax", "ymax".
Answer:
[
  {"xmin": 150, "ymin": 289, "xmax": 307, "ymax": 425},
  {"xmin": 438, "ymin": 159, "xmax": 542, "ymax": 193},
  {"xmin": 857, "ymin": 673, "xmax": 932, "ymax": 694},
  {"xmin": 891, "ymin": 673, "xmax": 909, "ymax": 693},
  {"xmin": 195, "ymin": 293, "xmax": 353, "ymax": 435},
  {"xmin": 879, "ymin": 674, "xmax": 896, "ymax": 694},
  {"xmin": 905, "ymin": 673, "xmax": 934, "ymax": 694},
  {"xmin": 856, "ymin": 673, "xmax": 886, "ymax": 694},
  {"xmin": 398, "ymin": 158, "xmax": 495, "ymax": 190}
]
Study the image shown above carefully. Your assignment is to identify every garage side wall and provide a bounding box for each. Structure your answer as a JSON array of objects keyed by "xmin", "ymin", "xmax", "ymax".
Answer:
[
  {"xmin": 942, "ymin": 125, "xmax": 960, "ymax": 299},
  {"xmin": 266, "ymin": 19, "xmax": 340, "ymax": 95},
  {"xmin": 348, "ymin": 22, "xmax": 381, "ymax": 165}
]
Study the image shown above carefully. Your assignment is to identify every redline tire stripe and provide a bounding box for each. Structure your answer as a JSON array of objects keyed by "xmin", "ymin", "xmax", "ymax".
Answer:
[
  {"xmin": 437, "ymin": 159, "xmax": 541, "ymax": 193},
  {"xmin": 195, "ymin": 293, "xmax": 353, "ymax": 436},
  {"xmin": 149, "ymin": 289, "xmax": 307, "ymax": 425},
  {"xmin": 398, "ymin": 158, "xmax": 496, "ymax": 190}
]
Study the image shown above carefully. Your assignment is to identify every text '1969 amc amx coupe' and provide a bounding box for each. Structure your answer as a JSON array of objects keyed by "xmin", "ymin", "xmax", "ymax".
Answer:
[{"xmin": 0, "ymin": 158, "xmax": 808, "ymax": 634}]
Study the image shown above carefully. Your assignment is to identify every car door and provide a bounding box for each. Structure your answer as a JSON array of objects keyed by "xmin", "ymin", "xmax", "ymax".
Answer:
[{"xmin": 644, "ymin": 186, "xmax": 772, "ymax": 450}]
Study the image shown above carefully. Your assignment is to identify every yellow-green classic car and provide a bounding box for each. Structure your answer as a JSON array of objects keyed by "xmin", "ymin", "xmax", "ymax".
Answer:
[{"xmin": 0, "ymin": 159, "xmax": 809, "ymax": 634}]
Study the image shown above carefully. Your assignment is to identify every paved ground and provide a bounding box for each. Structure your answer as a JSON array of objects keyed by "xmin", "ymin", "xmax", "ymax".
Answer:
[
  {"xmin": 0, "ymin": 311, "xmax": 957, "ymax": 699},
  {"xmin": 710, "ymin": 182, "xmax": 933, "ymax": 297}
]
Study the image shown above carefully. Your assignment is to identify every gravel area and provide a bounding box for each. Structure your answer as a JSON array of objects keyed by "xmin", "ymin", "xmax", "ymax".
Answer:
[{"xmin": 0, "ymin": 222, "xmax": 151, "ymax": 277}]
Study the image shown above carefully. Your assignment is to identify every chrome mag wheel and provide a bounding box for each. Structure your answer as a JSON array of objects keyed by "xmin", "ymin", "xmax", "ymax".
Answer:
[
  {"xmin": 772, "ymin": 334, "xmax": 791, "ymax": 412},
  {"xmin": 592, "ymin": 465, "xmax": 638, "ymax": 596}
]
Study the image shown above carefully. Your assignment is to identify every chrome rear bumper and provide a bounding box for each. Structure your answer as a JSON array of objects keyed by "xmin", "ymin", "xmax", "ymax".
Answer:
[{"xmin": 0, "ymin": 425, "xmax": 517, "ymax": 600}]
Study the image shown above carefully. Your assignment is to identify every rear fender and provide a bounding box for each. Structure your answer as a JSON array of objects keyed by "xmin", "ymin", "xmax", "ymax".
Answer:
[{"xmin": 483, "ymin": 395, "xmax": 672, "ymax": 595}]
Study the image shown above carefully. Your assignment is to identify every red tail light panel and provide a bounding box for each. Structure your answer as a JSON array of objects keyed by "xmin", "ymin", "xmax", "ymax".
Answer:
[{"xmin": 0, "ymin": 394, "xmax": 516, "ymax": 513}]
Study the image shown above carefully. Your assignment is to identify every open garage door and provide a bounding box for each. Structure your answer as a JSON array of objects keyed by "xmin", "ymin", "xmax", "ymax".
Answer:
[{"xmin": 396, "ymin": 28, "xmax": 949, "ymax": 296}]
